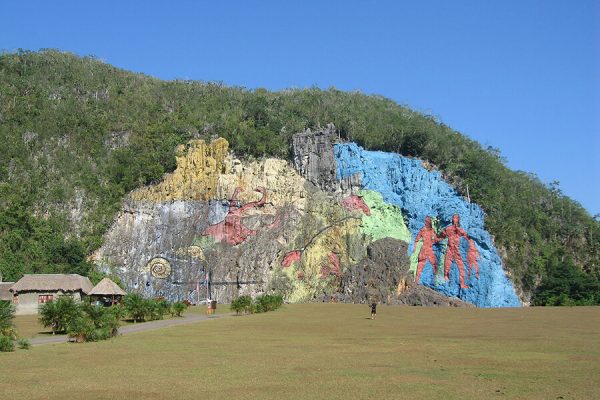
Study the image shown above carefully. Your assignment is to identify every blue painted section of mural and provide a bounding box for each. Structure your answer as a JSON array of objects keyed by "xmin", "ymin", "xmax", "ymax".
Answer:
[{"xmin": 334, "ymin": 143, "xmax": 521, "ymax": 307}]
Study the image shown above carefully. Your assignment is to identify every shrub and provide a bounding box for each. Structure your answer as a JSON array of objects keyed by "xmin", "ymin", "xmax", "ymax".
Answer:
[
  {"xmin": 81, "ymin": 302, "xmax": 105, "ymax": 324},
  {"xmin": 17, "ymin": 339, "xmax": 31, "ymax": 350},
  {"xmin": 123, "ymin": 293, "xmax": 147, "ymax": 322},
  {"xmin": 172, "ymin": 301, "xmax": 187, "ymax": 317},
  {"xmin": 86, "ymin": 327, "xmax": 112, "ymax": 342},
  {"xmin": 146, "ymin": 299, "xmax": 170, "ymax": 321},
  {"xmin": 0, "ymin": 301, "xmax": 17, "ymax": 339},
  {"xmin": 66, "ymin": 315, "xmax": 95, "ymax": 343},
  {"xmin": 79, "ymin": 303, "xmax": 121, "ymax": 337},
  {"xmin": 230, "ymin": 295, "xmax": 253, "ymax": 315},
  {"xmin": 98, "ymin": 311, "xmax": 120, "ymax": 337},
  {"xmin": 0, "ymin": 335, "xmax": 15, "ymax": 352},
  {"xmin": 254, "ymin": 294, "xmax": 284, "ymax": 313},
  {"xmin": 38, "ymin": 296, "xmax": 80, "ymax": 334},
  {"xmin": 109, "ymin": 304, "xmax": 127, "ymax": 321}
]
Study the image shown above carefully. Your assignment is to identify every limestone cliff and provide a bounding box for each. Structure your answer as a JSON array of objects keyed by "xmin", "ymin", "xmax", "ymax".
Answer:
[{"xmin": 94, "ymin": 130, "xmax": 521, "ymax": 307}]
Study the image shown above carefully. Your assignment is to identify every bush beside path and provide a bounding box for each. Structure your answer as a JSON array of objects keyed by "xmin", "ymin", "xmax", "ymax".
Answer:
[{"xmin": 29, "ymin": 311, "xmax": 233, "ymax": 346}]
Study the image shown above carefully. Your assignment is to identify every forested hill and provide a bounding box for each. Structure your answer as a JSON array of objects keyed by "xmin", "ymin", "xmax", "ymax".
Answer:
[{"xmin": 0, "ymin": 50, "xmax": 598, "ymax": 305}]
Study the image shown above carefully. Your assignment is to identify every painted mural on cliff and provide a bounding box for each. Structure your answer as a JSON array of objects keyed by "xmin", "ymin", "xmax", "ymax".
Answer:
[
  {"xmin": 334, "ymin": 142, "xmax": 521, "ymax": 307},
  {"xmin": 93, "ymin": 137, "xmax": 372, "ymax": 304},
  {"xmin": 94, "ymin": 134, "xmax": 520, "ymax": 307}
]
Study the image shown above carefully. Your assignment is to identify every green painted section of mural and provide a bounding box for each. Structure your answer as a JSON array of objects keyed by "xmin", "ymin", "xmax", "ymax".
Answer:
[
  {"xmin": 359, "ymin": 190, "xmax": 411, "ymax": 243},
  {"xmin": 409, "ymin": 241, "xmax": 422, "ymax": 277}
]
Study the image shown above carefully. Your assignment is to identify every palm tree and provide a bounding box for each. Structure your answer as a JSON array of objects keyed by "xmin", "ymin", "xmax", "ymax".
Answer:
[
  {"xmin": 38, "ymin": 296, "xmax": 79, "ymax": 334},
  {"xmin": 123, "ymin": 293, "xmax": 147, "ymax": 323}
]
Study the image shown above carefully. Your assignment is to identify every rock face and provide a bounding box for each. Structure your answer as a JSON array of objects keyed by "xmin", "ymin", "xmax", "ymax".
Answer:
[
  {"xmin": 341, "ymin": 238, "xmax": 472, "ymax": 307},
  {"xmin": 94, "ymin": 128, "xmax": 521, "ymax": 307},
  {"xmin": 292, "ymin": 124, "xmax": 361, "ymax": 195}
]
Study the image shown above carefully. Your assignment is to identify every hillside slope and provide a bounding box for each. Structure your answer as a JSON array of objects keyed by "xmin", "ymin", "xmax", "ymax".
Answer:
[{"xmin": 0, "ymin": 50, "xmax": 598, "ymax": 304}]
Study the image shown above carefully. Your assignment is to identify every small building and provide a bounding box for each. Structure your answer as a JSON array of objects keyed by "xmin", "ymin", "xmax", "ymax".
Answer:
[
  {"xmin": 9, "ymin": 274, "xmax": 93, "ymax": 315},
  {"xmin": 88, "ymin": 277, "xmax": 127, "ymax": 306}
]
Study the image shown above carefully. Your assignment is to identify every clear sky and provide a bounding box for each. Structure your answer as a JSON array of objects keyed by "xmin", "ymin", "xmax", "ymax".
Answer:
[{"xmin": 1, "ymin": 0, "xmax": 598, "ymax": 215}]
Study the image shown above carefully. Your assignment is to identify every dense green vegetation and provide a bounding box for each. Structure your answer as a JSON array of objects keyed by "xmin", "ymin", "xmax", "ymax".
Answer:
[
  {"xmin": 122, "ymin": 293, "xmax": 187, "ymax": 322},
  {"xmin": 0, "ymin": 300, "xmax": 17, "ymax": 340},
  {"xmin": 0, "ymin": 49, "xmax": 598, "ymax": 304},
  {"xmin": 230, "ymin": 294, "xmax": 284, "ymax": 314},
  {"xmin": 38, "ymin": 295, "xmax": 80, "ymax": 334},
  {"xmin": 0, "ymin": 300, "xmax": 29, "ymax": 351},
  {"xmin": 38, "ymin": 296, "xmax": 122, "ymax": 342}
]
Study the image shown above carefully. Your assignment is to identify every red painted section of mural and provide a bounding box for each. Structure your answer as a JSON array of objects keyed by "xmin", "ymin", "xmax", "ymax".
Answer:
[
  {"xmin": 320, "ymin": 253, "xmax": 342, "ymax": 278},
  {"xmin": 202, "ymin": 186, "xmax": 280, "ymax": 245},
  {"xmin": 328, "ymin": 253, "xmax": 341, "ymax": 277},
  {"xmin": 439, "ymin": 214, "xmax": 479, "ymax": 288},
  {"xmin": 341, "ymin": 195, "xmax": 371, "ymax": 216},
  {"xmin": 467, "ymin": 239, "xmax": 480, "ymax": 279},
  {"xmin": 413, "ymin": 216, "xmax": 439, "ymax": 284},
  {"xmin": 413, "ymin": 214, "xmax": 481, "ymax": 288},
  {"xmin": 282, "ymin": 250, "xmax": 301, "ymax": 268}
]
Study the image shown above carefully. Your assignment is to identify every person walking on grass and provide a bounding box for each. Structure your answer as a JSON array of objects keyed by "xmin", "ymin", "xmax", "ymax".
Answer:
[{"xmin": 370, "ymin": 302, "xmax": 377, "ymax": 319}]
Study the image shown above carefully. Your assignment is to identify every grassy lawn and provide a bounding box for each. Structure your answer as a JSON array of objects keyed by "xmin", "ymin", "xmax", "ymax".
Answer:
[
  {"xmin": 3, "ymin": 304, "xmax": 599, "ymax": 400},
  {"xmin": 11, "ymin": 314, "xmax": 49, "ymax": 338}
]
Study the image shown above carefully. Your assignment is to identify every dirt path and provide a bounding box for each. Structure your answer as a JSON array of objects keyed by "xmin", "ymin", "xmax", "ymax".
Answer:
[{"xmin": 29, "ymin": 312, "xmax": 233, "ymax": 346}]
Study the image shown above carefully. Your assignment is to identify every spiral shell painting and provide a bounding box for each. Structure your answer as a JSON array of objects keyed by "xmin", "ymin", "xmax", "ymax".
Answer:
[{"xmin": 145, "ymin": 257, "xmax": 172, "ymax": 279}]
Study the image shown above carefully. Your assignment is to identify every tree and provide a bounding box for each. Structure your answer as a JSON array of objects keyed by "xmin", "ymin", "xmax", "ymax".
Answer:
[
  {"xmin": 38, "ymin": 296, "xmax": 79, "ymax": 334},
  {"xmin": 0, "ymin": 300, "xmax": 17, "ymax": 339},
  {"xmin": 123, "ymin": 293, "xmax": 147, "ymax": 322}
]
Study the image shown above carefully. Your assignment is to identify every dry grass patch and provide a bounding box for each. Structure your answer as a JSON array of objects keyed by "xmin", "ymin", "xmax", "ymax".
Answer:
[
  {"xmin": 3, "ymin": 304, "xmax": 599, "ymax": 399},
  {"xmin": 12, "ymin": 314, "xmax": 49, "ymax": 338}
]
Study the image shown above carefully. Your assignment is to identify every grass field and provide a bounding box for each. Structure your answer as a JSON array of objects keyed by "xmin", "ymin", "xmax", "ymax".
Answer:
[{"xmin": 3, "ymin": 304, "xmax": 599, "ymax": 399}]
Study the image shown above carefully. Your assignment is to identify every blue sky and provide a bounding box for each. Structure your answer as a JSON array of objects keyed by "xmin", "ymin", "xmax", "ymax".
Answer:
[{"xmin": 1, "ymin": 1, "xmax": 599, "ymax": 214}]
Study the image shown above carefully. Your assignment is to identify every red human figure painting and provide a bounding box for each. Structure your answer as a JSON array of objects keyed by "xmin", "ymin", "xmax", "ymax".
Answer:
[
  {"xmin": 328, "ymin": 253, "xmax": 341, "ymax": 277},
  {"xmin": 438, "ymin": 214, "xmax": 479, "ymax": 288},
  {"xmin": 412, "ymin": 216, "xmax": 439, "ymax": 284},
  {"xmin": 466, "ymin": 239, "xmax": 480, "ymax": 279},
  {"xmin": 203, "ymin": 186, "xmax": 279, "ymax": 245}
]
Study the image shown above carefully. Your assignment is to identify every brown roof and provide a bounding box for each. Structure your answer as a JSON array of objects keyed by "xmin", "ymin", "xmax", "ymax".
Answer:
[
  {"xmin": 10, "ymin": 274, "xmax": 93, "ymax": 294},
  {"xmin": 89, "ymin": 278, "xmax": 126, "ymax": 296},
  {"xmin": 0, "ymin": 282, "xmax": 14, "ymax": 301}
]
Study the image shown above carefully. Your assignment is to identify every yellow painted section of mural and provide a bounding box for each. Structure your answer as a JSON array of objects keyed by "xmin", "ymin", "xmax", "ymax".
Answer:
[
  {"xmin": 131, "ymin": 138, "xmax": 229, "ymax": 201},
  {"xmin": 283, "ymin": 191, "xmax": 366, "ymax": 302},
  {"xmin": 124, "ymin": 137, "xmax": 380, "ymax": 302},
  {"xmin": 130, "ymin": 138, "xmax": 308, "ymax": 209},
  {"xmin": 285, "ymin": 220, "xmax": 363, "ymax": 302},
  {"xmin": 218, "ymin": 158, "xmax": 308, "ymax": 210}
]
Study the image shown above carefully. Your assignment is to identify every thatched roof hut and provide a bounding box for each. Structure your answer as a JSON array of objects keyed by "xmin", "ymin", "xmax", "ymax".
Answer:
[
  {"xmin": 89, "ymin": 278, "xmax": 126, "ymax": 296},
  {"xmin": 9, "ymin": 274, "xmax": 94, "ymax": 315},
  {"xmin": 10, "ymin": 274, "xmax": 93, "ymax": 294}
]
